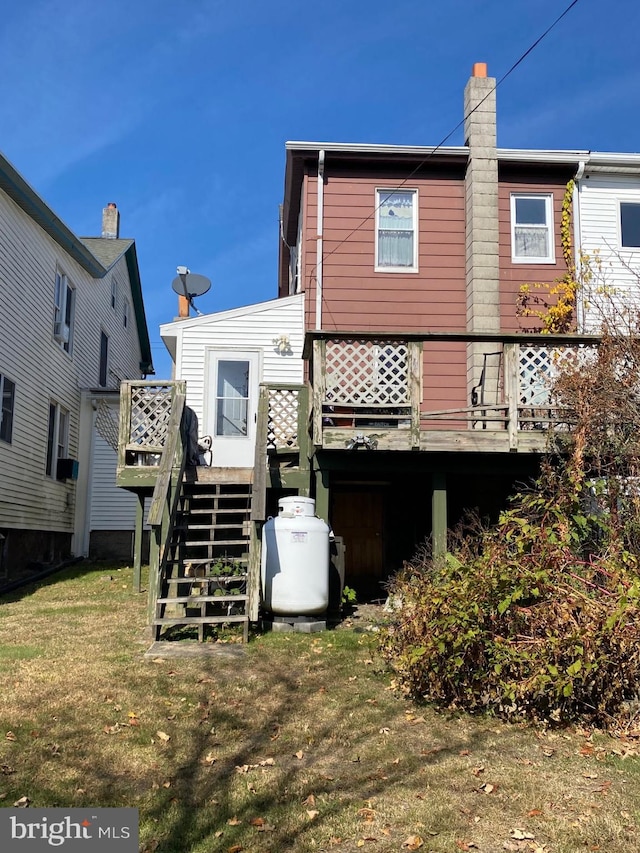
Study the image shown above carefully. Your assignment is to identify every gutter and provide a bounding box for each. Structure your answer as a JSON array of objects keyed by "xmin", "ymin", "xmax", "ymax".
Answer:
[{"xmin": 315, "ymin": 149, "xmax": 325, "ymax": 330}]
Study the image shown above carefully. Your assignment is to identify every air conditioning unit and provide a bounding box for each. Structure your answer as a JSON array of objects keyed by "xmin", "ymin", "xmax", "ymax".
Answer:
[
  {"xmin": 56, "ymin": 458, "xmax": 79, "ymax": 481},
  {"xmin": 53, "ymin": 323, "xmax": 70, "ymax": 344}
]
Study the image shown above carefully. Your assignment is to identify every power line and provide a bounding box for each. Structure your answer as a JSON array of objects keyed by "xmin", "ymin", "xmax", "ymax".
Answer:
[{"xmin": 311, "ymin": 0, "xmax": 582, "ymax": 271}]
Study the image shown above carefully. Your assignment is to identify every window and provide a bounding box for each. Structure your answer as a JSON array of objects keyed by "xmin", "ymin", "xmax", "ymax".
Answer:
[
  {"xmin": 0, "ymin": 374, "xmax": 15, "ymax": 443},
  {"xmin": 215, "ymin": 360, "xmax": 249, "ymax": 437},
  {"xmin": 511, "ymin": 194, "xmax": 555, "ymax": 263},
  {"xmin": 123, "ymin": 299, "xmax": 130, "ymax": 329},
  {"xmin": 53, "ymin": 270, "xmax": 75, "ymax": 352},
  {"xmin": 375, "ymin": 189, "xmax": 418, "ymax": 271},
  {"xmin": 46, "ymin": 403, "xmax": 69, "ymax": 478},
  {"xmin": 111, "ymin": 276, "xmax": 117, "ymax": 309},
  {"xmin": 620, "ymin": 202, "xmax": 640, "ymax": 248},
  {"xmin": 99, "ymin": 331, "xmax": 109, "ymax": 387}
]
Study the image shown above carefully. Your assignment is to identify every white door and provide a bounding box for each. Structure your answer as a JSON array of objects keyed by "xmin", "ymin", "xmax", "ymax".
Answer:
[{"xmin": 205, "ymin": 351, "xmax": 260, "ymax": 467}]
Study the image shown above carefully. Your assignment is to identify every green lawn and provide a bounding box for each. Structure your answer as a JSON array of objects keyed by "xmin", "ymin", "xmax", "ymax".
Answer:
[{"xmin": 0, "ymin": 563, "xmax": 638, "ymax": 852}]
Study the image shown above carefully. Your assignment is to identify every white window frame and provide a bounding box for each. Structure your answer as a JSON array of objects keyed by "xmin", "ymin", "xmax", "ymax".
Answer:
[
  {"xmin": 620, "ymin": 200, "xmax": 640, "ymax": 249},
  {"xmin": 46, "ymin": 402, "xmax": 70, "ymax": 479},
  {"xmin": 53, "ymin": 269, "xmax": 75, "ymax": 353},
  {"xmin": 510, "ymin": 193, "xmax": 555, "ymax": 264},
  {"xmin": 375, "ymin": 187, "xmax": 419, "ymax": 273}
]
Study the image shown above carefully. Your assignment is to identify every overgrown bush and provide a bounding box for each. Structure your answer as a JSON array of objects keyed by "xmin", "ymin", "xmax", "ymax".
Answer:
[{"xmin": 381, "ymin": 326, "xmax": 640, "ymax": 730}]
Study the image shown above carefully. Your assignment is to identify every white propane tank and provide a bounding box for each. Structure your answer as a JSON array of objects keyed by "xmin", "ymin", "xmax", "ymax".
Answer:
[{"xmin": 261, "ymin": 497, "xmax": 330, "ymax": 615}]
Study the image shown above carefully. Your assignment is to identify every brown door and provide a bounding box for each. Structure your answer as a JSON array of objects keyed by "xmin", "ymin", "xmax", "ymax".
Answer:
[{"xmin": 332, "ymin": 489, "xmax": 384, "ymax": 592}]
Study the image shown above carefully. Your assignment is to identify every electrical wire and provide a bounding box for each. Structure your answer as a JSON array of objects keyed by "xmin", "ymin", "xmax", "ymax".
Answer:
[{"xmin": 306, "ymin": 0, "xmax": 582, "ymax": 271}]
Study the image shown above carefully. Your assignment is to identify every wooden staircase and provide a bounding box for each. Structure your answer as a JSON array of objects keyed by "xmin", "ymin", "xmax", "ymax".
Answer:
[{"xmin": 152, "ymin": 478, "xmax": 252, "ymax": 642}]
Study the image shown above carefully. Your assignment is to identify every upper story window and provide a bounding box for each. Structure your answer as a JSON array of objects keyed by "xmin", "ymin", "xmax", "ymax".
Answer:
[
  {"xmin": 620, "ymin": 202, "xmax": 640, "ymax": 248},
  {"xmin": 54, "ymin": 270, "xmax": 75, "ymax": 353},
  {"xmin": 99, "ymin": 331, "xmax": 109, "ymax": 387},
  {"xmin": 511, "ymin": 194, "xmax": 555, "ymax": 263},
  {"xmin": 123, "ymin": 299, "xmax": 130, "ymax": 329},
  {"xmin": 111, "ymin": 276, "xmax": 117, "ymax": 309},
  {"xmin": 0, "ymin": 373, "xmax": 15, "ymax": 444},
  {"xmin": 375, "ymin": 189, "xmax": 418, "ymax": 272},
  {"xmin": 46, "ymin": 402, "xmax": 69, "ymax": 478}
]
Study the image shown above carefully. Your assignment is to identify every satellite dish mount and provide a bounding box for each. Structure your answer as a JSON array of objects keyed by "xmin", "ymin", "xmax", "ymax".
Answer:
[{"xmin": 171, "ymin": 267, "xmax": 212, "ymax": 316}]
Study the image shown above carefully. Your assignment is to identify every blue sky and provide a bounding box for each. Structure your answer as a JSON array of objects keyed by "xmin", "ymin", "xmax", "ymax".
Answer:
[{"xmin": 2, "ymin": 0, "xmax": 640, "ymax": 378}]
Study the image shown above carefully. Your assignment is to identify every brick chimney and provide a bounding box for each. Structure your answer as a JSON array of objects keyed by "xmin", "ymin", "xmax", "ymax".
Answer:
[
  {"xmin": 102, "ymin": 202, "xmax": 120, "ymax": 239},
  {"xmin": 464, "ymin": 63, "xmax": 500, "ymax": 424}
]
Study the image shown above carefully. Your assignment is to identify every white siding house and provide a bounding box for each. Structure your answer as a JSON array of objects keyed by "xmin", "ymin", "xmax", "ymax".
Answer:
[
  {"xmin": 160, "ymin": 294, "xmax": 304, "ymax": 467},
  {"xmin": 0, "ymin": 153, "xmax": 153, "ymax": 581},
  {"xmin": 576, "ymin": 162, "xmax": 640, "ymax": 329}
]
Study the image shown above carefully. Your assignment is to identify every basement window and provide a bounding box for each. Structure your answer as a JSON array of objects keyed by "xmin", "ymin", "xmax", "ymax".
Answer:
[{"xmin": 511, "ymin": 194, "xmax": 555, "ymax": 263}]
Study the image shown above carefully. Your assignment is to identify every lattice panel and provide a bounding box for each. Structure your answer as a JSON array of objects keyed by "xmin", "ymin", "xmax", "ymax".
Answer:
[
  {"xmin": 267, "ymin": 388, "xmax": 299, "ymax": 449},
  {"xmin": 519, "ymin": 346, "xmax": 596, "ymax": 407},
  {"xmin": 325, "ymin": 340, "xmax": 409, "ymax": 405},
  {"xmin": 129, "ymin": 385, "xmax": 173, "ymax": 449},
  {"xmin": 95, "ymin": 398, "xmax": 120, "ymax": 452}
]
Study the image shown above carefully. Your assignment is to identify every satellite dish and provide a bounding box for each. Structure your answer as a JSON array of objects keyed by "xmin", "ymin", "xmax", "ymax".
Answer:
[{"xmin": 171, "ymin": 272, "xmax": 212, "ymax": 299}]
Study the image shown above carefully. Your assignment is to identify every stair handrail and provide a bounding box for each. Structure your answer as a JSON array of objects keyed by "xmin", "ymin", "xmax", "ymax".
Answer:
[
  {"xmin": 146, "ymin": 387, "xmax": 187, "ymax": 626},
  {"xmin": 147, "ymin": 388, "xmax": 186, "ymax": 527}
]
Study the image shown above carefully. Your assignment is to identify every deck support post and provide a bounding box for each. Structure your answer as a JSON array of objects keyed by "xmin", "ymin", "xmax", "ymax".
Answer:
[
  {"xmin": 314, "ymin": 460, "xmax": 330, "ymax": 525},
  {"xmin": 133, "ymin": 491, "xmax": 145, "ymax": 593},
  {"xmin": 431, "ymin": 471, "xmax": 447, "ymax": 562}
]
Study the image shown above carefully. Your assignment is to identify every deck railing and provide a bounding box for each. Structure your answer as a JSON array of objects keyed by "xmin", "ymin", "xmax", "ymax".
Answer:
[{"xmin": 305, "ymin": 331, "xmax": 601, "ymax": 449}]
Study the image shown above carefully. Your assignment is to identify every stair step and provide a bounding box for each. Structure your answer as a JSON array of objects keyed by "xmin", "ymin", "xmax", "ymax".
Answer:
[
  {"xmin": 182, "ymin": 507, "xmax": 251, "ymax": 515},
  {"xmin": 177, "ymin": 523, "xmax": 248, "ymax": 531},
  {"xmin": 182, "ymin": 492, "xmax": 252, "ymax": 500},
  {"xmin": 157, "ymin": 595, "xmax": 249, "ymax": 604},
  {"xmin": 183, "ymin": 539, "xmax": 249, "ymax": 547},
  {"xmin": 154, "ymin": 616, "xmax": 249, "ymax": 625}
]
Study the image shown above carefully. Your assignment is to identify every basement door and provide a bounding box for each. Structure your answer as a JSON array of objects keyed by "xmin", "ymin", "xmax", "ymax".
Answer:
[
  {"xmin": 205, "ymin": 350, "xmax": 260, "ymax": 467},
  {"xmin": 332, "ymin": 488, "xmax": 384, "ymax": 595}
]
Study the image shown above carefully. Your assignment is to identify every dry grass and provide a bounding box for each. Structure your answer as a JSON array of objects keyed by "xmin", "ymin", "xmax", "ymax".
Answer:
[{"xmin": 0, "ymin": 563, "xmax": 639, "ymax": 852}]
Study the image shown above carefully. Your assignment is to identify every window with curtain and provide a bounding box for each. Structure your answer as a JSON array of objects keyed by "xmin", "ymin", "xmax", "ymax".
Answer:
[
  {"xmin": 511, "ymin": 194, "xmax": 555, "ymax": 263},
  {"xmin": 376, "ymin": 189, "xmax": 417, "ymax": 271}
]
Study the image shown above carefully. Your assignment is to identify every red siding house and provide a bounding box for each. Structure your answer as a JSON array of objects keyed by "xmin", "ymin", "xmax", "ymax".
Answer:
[{"xmin": 276, "ymin": 64, "xmax": 584, "ymax": 595}]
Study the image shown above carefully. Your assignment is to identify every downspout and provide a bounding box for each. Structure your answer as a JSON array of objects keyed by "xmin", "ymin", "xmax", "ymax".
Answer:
[
  {"xmin": 573, "ymin": 157, "xmax": 588, "ymax": 330},
  {"xmin": 315, "ymin": 150, "xmax": 325, "ymax": 329}
]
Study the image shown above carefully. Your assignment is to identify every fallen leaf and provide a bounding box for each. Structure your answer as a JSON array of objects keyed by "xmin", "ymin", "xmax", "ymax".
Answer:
[
  {"xmin": 329, "ymin": 837, "xmax": 342, "ymax": 845},
  {"xmin": 162, "ymin": 781, "xmax": 171, "ymax": 788},
  {"xmin": 472, "ymin": 766, "xmax": 485, "ymax": 777},
  {"xmin": 357, "ymin": 808, "xmax": 376, "ymax": 822},
  {"xmin": 511, "ymin": 829, "xmax": 535, "ymax": 840},
  {"xmin": 228, "ymin": 846, "xmax": 243, "ymax": 853},
  {"xmin": 214, "ymin": 830, "xmax": 223, "ymax": 838},
  {"xmin": 250, "ymin": 818, "xmax": 265, "ymax": 827},
  {"xmin": 379, "ymin": 727, "xmax": 391, "ymax": 735},
  {"xmin": 156, "ymin": 731, "xmax": 171, "ymax": 743},
  {"xmin": 481, "ymin": 783, "xmax": 495, "ymax": 794},
  {"xmin": 402, "ymin": 836, "xmax": 424, "ymax": 850},
  {"xmin": 202, "ymin": 752, "xmax": 217, "ymax": 766},
  {"xmin": 357, "ymin": 841, "xmax": 365, "ymax": 848},
  {"xmin": 13, "ymin": 796, "xmax": 30, "ymax": 807},
  {"xmin": 260, "ymin": 757, "xmax": 275, "ymax": 766},
  {"xmin": 295, "ymin": 750, "xmax": 304, "ymax": 760},
  {"xmin": 5, "ymin": 732, "xmax": 17, "ymax": 742},
  {"xmin": 306, "ymin": 810, "xmax": 320, "ymax": 820},
  {"xmin": 303, "ymin": 794, "xmax": 316, "ymax": 807},
  {"xmin": 227, "ymin": 817, "xmax": 242, "ymax": 826},
  {"xmin": 527, "ymin": 808, "xmax": 543, "ymax": 817},
  {"xmin": 103, "ymin": 724, "xmax": 120, "ymax": 735}
]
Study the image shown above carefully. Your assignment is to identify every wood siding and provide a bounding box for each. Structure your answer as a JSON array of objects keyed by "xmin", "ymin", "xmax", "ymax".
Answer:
[
  {"xmin": 0, "ymin": 188, "xmax": 145, "ymax": 534},
  {"xmin": 166, "ymin": 294, "xmax": 305, "ymax": 442},
  {"xmin": 498, "ymin": 169, "xmax": 572, "ymax": 332},
  {"xmin": 90, "ymin": 434, "xmax": 150, "ymax": 530},
  {"xmin": 577, "ymin": 173, "xmax": 640, "ymax": 327},
  {"xmin": 301, "ymin": 167, "xmax": 468, "ymax": 413}
]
